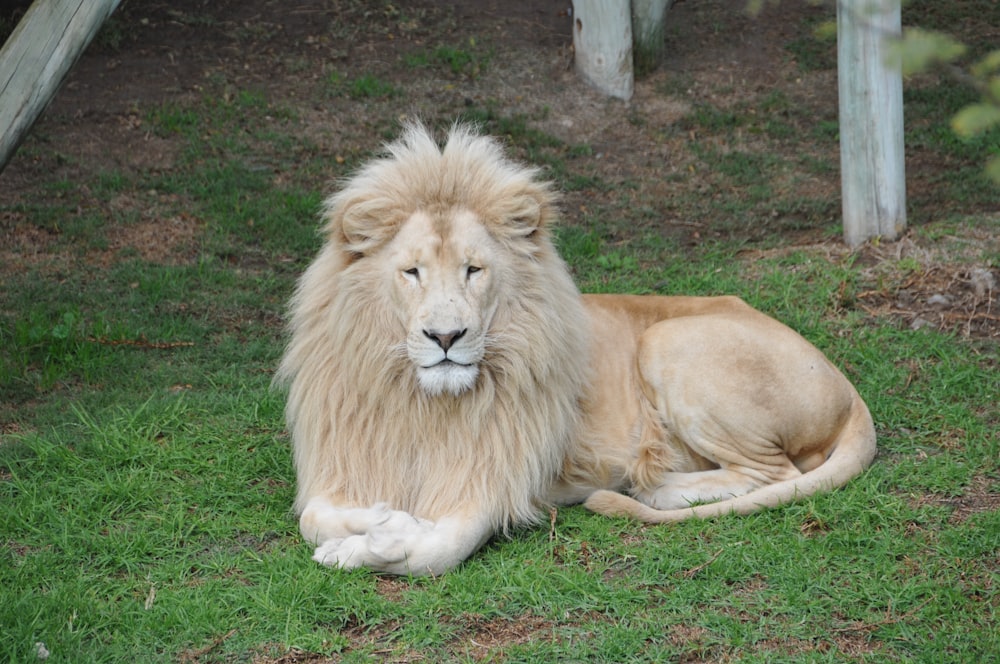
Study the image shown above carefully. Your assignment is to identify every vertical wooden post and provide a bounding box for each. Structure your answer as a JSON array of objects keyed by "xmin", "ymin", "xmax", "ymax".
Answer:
[
  {"xmin": 632, "ymin": 0, "xmax": 673, "ymax": 75},
  {"xmin": 837, "ymin": 0, "xmax": 906, "ymax": 247},
  {"xmin": 0, "ymin": 0, "xmax": 122, "ymax": 173},
  {"xmin": 573, "ymin": 0, "xmax": 634, "ymax": 100}
]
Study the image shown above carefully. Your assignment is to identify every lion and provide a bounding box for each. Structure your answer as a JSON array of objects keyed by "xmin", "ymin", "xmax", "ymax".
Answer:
[{"xmin": 276, "ymin": 122, "xmax": 877, "ymax": 576}]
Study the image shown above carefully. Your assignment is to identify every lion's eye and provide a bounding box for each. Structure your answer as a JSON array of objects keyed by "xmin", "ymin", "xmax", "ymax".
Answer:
[
  {"xmin": 403, "ymin": 267, "xmax": 420, "ymax": 279},
  {"xmin": 466, "ymin": 265, "xmax": 482, "ymax": 277}
]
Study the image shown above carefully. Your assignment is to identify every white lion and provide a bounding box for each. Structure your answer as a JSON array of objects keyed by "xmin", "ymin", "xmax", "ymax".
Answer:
[{"xmin": 276, "ymin": 123, "xmax": 876, "ymax": 576}]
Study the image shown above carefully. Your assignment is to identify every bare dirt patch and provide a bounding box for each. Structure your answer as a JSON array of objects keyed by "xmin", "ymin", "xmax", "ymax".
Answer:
[
  {"xmin": 914, "ymin": 474, "xmax": 1000, "ymax": 525},
  {"xmin": 94, "ymin": 212, "xmax": 204, "ymax": 267},
  {"xmin": 740, "ymin": 228, "xmax": 1000, "ymax": 340},
  {"xmin": 854, "ymin": 234, "xmax": 1000, "ymax": 339},
  {"xmin": 0, "ymin": 207, "xmax": 202, "ymax": 272},
  {"xmin": 0, "ymin": 213, "xmax": 64, "ymax": 271},
  {"xmin": 374, "ymin": 576, "xmax": 410, "ymax": 602},
  {"xmin": 448, "ymin": 613, "xmax": 554, "ymax": 660}
]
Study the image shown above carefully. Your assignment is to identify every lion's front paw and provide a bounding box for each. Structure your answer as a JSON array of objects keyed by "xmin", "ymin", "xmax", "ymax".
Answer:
[
  {"xmin": 312, "ymin": 537, "xmax": 348, "ymax": 566},
  {"xmin": 311, "ymin": 507, "xmax": 435, "ymax": 573}
]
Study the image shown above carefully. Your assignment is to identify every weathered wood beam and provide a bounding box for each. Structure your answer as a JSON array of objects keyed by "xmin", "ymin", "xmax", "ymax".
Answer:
[
  {"xmin": 0, "ymin": 0, "xmax": 122, "ymax": 173},
  {"xmin": 572, "ymin": 0, "xmax": 634, "ymax": 100},
  {"xmin": 837, "ymin": 0, "xmax": 906, "ymax": 247},
  {"xmin": 632, "ymin": 0, "xmax": 673, "ymax": 75}
]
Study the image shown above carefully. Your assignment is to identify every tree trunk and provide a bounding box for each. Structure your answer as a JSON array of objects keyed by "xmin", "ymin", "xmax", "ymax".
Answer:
[
  {"xmin": 0, "ymin": 0, "xmax": 122, "ymax": 173},
  {"xmin": 573, "ymin": 0, "xmax": 634, "ymax": 100},
  {"xmin": 837, "ymin": 0, "xmax": 906, "ymax": 247}
]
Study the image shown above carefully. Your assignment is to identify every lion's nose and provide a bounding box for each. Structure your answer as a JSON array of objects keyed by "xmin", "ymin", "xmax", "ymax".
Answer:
[{"xmin": 424, "ymin": 328, "xmax": 467, "ymax": 352}]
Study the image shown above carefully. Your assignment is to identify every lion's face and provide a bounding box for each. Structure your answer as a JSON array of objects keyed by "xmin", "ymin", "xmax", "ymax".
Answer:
[{"xmin": 382, "ymin": 208, "xmax": 504, "ymax": 396}]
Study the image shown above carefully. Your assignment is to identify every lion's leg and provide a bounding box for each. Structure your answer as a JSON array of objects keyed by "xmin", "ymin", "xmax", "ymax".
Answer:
[
  {"xmin": 633, "ymin": 465, "xmax": 799, "ymax": 510},
  {"xmin": 630, "ymin": 311, "xmax": 851, "ymax": 512},
  {"xmin": 300, "ymin": 495, "xmax": 494, "ymax": 576},
  {"xmin": 630, "ymin": 396, "xmax": 812, "ymax": 513}
]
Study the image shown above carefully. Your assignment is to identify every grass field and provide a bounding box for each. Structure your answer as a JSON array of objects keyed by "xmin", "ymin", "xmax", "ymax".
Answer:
[{"xmin": 2, "ymin": 1, "xmax": 998, "ymax": 662}]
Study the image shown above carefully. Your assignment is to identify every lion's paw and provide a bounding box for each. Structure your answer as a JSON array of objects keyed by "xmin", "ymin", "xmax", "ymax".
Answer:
[
  {"xmin": 299, "ymin": 498, "xmax": 428, "ymax": 544},
  {"xmin": 311, "ymin": 507, "xmax": 435, "ymax": 573}
]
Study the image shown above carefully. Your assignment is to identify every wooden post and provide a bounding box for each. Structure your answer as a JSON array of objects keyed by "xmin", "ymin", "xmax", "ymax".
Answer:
[
  {"xmin": 631, "ymin": 0, "xmax": 673, "ymax": 75},
  {"xmin": 573, "ymin": 0, "xmax": 634, "ymax": 100},
  {"xmin": 837, "ymin": 0, "xmax": 906, "ymax": 247},
  {"xmin": 0, "ymin": 0, "xmax": 122, "ymax": 173}
]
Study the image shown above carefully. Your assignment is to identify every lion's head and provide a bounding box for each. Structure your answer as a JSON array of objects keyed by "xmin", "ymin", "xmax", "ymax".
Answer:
[
  {"xmin": 278, "ymin": 123, "xmax": 591, "ymax": 523},
  {"xmin": 319, "ymin": 122, "xmax": 577, "ymax": 396}
]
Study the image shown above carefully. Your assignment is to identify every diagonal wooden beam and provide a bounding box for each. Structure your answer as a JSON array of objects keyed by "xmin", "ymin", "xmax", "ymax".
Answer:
[{"xmin": 0, "ymin": 0, "xmax": 122, "ymax": 173}]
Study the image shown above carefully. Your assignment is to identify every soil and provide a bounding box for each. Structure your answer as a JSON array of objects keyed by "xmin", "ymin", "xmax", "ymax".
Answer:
[{"xmin": 2, "ymin": 0, "xmax": 997, "ymax": 341}]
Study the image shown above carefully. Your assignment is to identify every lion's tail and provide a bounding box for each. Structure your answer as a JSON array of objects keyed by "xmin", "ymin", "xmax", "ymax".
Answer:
[{"xmin": 583, "ymin": 393, "xmax": 877, "ymax": 524}]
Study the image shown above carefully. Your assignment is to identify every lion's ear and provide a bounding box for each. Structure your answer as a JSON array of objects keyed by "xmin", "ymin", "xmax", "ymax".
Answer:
[
  {"xmin": 498, "ymin": 182, "xmax": 557, "ymax": 245},
  {"xmin": 324, "ymin": 194, "xmax": 398, "ymax": 260}
]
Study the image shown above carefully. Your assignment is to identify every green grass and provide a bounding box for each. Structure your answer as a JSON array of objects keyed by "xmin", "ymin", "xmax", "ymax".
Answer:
[
  {"xmin": 2, "ymin": 9, "xmax": 999, "ymax": 660},
  {"xmin": 405, "ymin": 40, "xmax": 491, "ymax": 78},
  {"xmin": 4, "ymin": 171, "xmax": 996, "ymax": 661},
  {"xmin": 2, "ymin": 346, "xmax": 996, "ymax": 662},
  {"xmin": 323, "ymin": 71, "xmax": 402, "ymax": 103}
]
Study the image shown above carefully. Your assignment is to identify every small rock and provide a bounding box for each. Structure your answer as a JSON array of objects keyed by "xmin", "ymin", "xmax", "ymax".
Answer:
[
  {"xmin": 35, "ymin": 642, "xmax": 50, "ymax": 660},
  {"xmin": 910, "ymin": 317, "xmax": 933, "ymax": 331},
  {"xmin": 926, "ymin": 293, "xmax": 951, "ymax": 307},
  {"xmin": 969, "ymin": 268, "xmax": 996, "ymax": 300}
]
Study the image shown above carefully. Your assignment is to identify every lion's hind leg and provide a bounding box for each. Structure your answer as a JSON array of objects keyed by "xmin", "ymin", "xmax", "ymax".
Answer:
[
  {"xmin": 591, "ymin": 436, "xmax": 808, "ymax": 523},
  {"xmin": 632, "ymin": 466, "xmax": 795, "ymax": 511},
  {"xmin": 627, "ymin": 395, "xmax": 804, "ymax": 511}
]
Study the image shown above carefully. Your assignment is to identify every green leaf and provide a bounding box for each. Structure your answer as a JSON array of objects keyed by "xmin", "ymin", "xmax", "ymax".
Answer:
[
  {"xmin": 971, "ymin": 50, "xmax": 1000, "ymax": 78},
  {"xmin": 986, "ymin": 154, "xmax": 1000, "ymax": 184},
  {"xmin": 813, "ymin": 20, "xmax": 837, "ymax": 41},
  {"xmin": 951, "ymin": 103, "xmax": 1000, "ymax": 138},
  {"xmin": 991, "ymin": 77, "xmax": 1000, "ymax": 104},
  {"xmin": 746, "ymin": 0, "xmax": 766, "ymax": 17},
  {"xmin": 889, "ymin": 28, "xmax": 967, "ymax": 76}
]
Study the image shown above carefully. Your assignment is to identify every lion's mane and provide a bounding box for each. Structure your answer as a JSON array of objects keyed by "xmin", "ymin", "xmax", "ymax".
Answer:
[{"xmin": 277, "ymin": 124, "xmax": 591, "ymax": 530}]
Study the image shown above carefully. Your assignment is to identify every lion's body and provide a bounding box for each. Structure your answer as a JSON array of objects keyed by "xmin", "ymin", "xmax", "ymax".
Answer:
[
  {"xmin": 564, "ymin": 294, "xmax": 876, "ymax": 523},
  {"xmin": 277, "ymin": 124, "xmax": 876, "ymax": 575}
]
